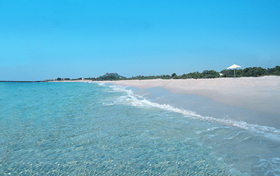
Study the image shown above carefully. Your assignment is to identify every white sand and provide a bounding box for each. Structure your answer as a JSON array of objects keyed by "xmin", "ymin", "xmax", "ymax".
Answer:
[{"xmin": 98, "ymin": 76, "xmax": 280, "ymax": 115}]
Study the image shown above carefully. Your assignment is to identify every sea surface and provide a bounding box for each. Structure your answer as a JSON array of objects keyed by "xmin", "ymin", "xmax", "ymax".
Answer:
[{"xmin": 0, "ymin": 82, "xmax": 280, "ymax": 175}]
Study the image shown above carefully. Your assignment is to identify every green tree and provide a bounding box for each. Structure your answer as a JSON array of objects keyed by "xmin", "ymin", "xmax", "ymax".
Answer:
[
  {"xmin": 202, "ymin": 70, "xmax": 220, "ymax": 78},
  {"xmin": 171, "ymin": 73, "xmax": 178, "ymax": 78}
]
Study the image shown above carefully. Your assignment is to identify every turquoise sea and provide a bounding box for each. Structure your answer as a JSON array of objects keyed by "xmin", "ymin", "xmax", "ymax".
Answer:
[{"xmin": 1, "ymin": 82, "xmax": 280, "ymax": 175}]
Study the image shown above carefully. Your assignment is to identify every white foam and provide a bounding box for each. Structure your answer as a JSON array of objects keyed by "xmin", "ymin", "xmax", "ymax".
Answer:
[
  {"xmin": 95, "ymin": 82, "xmax": 107, "ymax": 87},
  {"xmin": 100, "ymin": 83, "xmax": 280, "ymax": 140}
]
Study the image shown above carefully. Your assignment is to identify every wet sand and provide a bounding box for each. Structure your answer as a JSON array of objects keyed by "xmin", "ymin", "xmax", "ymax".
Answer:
[{"xmin": 97, "ymin": 76, "xmax": 280, "ymax": 116}]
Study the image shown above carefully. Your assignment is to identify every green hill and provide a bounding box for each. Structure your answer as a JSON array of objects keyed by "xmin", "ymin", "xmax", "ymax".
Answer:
[{"xmin": 97, "ymin": 73, "xmax": 126, "ymax": 80}]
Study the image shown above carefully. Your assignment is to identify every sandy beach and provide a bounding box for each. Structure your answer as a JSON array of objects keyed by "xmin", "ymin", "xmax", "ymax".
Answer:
[{"xmin": 97, "ymin": 76, "xmax": 280, "ymax": 115}]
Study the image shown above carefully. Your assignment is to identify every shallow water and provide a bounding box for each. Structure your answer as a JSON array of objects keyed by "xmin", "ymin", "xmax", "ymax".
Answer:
[{"xmin": 0, "ymin": 82, "xmax": 279, "ymax": 175}]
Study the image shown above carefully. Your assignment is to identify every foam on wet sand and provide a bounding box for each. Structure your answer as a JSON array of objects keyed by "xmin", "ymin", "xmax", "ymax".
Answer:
[{"xmin": 97, "ymin": 76, "xmax": 280, "ymax": 116}]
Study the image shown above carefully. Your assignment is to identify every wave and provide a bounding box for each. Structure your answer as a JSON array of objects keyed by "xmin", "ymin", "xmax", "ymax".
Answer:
[{"xmin": 96, "ymin": 83, "xmax": 280, "ymax": 140}]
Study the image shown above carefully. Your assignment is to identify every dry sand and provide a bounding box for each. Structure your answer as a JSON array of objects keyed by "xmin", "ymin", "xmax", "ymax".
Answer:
[{"xmin": 98, "ymin": 76, "xmax": 280, "ymax": 115}]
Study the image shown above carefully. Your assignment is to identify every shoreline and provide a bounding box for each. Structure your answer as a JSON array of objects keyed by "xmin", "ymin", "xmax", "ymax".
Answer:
[{"xmin": 95, "ymin": 76, "xmax": 280, "ymax": 115}]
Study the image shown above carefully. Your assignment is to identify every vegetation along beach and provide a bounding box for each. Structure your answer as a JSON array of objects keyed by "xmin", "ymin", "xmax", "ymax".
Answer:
[{"xmin": 1, "ymin": 0, "xmax": 280, "ymax": 175}]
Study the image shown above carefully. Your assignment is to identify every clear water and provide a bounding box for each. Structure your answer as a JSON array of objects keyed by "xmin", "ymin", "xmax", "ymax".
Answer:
[{"xmin": 0, "ymin": 82, "xmax": 279, "ymax": 175}]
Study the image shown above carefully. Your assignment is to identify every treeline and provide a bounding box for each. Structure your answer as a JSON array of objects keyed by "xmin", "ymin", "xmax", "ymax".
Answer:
[
  {"xmin": 128, "ymin": 70, "xmax": 220, "ymax": 80},
  {"xmin": 130, "ymin": 75, "xmax": 172, "ymax": 80},
  {"xmin": 220, "ymin": 66, "xmax": 280, "ymax": 77},
  {"xmin": 56, "ymin": 65, "xmax": 279, "ymax": 81},
  {"xmin": 127, "ymin": 65, "xmax": 280, "ymax": 80}
]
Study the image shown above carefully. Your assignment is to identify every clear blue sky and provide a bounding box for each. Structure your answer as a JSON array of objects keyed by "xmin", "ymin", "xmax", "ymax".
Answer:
[{"xmin": 1, "ymin": 0, "xmax": 279, "ymax": 81}]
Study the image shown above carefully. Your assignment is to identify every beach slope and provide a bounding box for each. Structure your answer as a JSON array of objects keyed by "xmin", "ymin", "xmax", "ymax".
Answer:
[{"xmin": 98, "ymin": 76, "xmax": 280, "ymax": 115}]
